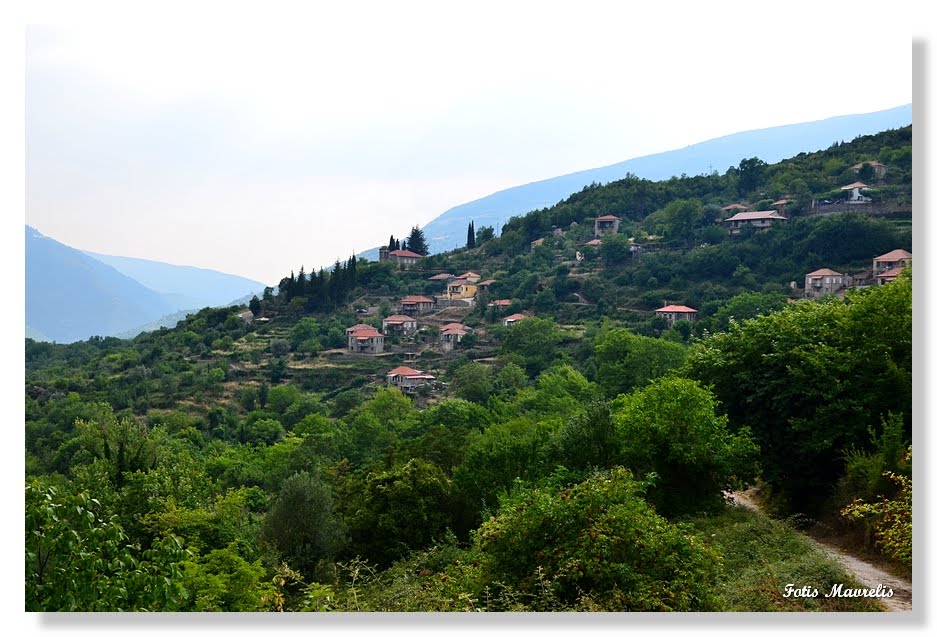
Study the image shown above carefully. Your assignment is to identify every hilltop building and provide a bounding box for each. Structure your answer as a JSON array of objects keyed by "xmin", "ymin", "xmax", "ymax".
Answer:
[
  {"xmin": 723, "ymin": 210, "xmax": 787, "ymax": 235},
  {"xmin": 594, "ymin": 215, "xmax": 621, "ymax": 238},
  {"xmin": 655, "ymin": 304, "xmax": 698, "ymax": 326}
]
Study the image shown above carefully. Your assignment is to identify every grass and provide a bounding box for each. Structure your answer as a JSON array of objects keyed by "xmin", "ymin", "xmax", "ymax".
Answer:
[{"xmin": 688, "ymin": 505, "xmax": 884, "ymax": 611}]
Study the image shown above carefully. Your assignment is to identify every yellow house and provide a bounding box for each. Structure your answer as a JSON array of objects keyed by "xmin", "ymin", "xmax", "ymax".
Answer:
[{"xmin": 447, "ymin": 276, "xmax": 478, "ymax": 300}]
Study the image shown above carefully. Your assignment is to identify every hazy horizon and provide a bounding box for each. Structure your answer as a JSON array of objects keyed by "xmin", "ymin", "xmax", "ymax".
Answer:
[{"xmin": 23, "ymin": 4, "xmax": 913, "ymax": 284}]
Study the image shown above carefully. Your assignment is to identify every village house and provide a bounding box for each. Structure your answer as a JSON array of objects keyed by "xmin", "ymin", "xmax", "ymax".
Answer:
[
  {"xmin": 427, "ymin": 273, "xmax": 455, "ymax": 282},
  {"xmin": 502, "ymin": 313, "xmax": 527, "ymax": 327},
  {"xmin": 439, "ymin": 323, "xmax": 471, "ymax": 351},
  {"xmin": 585, "ymin": 238, "xmax": 602, "ymax": 247},
  {"xmin": 851, "ymin": 270, "xmax": 875, "ymax": 288},
  {"xmin": 446, "ymin": 276, "xmax": 478, "ymax": 300},
  {"xmin": 594, "ymin": 214, "xmax": 621, "ymax": 238},
  {"xmin": 655, "ymin": 304, "xmax": 698, "ymax": 326},
  {"xmin": 723, "ymin": 210, "xmax": 787, "ymax": 235},
  {"xmin": 873, "ymin": 249, "xmax": 912, "ymax": 273},
  {"xmin": 770, "ymin": 199, "xmax": 792, "ymax": 216},
  {"xmin": 488, "ymin": 299, "xmax": 513, "ymax": 310},
  {"xmin": 383, "ymin": 249, "xmax": 423, "ymax": 269},
  {"xmin": 400, "ymin": 295, "xmax": 435, "ymax": 314},
  {"xmin": 382, "ymin": 314, "xmax": 418, "ymax": 336},
  {"xmin": 386, "ymin": 365, "xmax": 436, "ymax": 392},
  {"xmin": 841, "ymin": 182, "xmax": 872, "ymax": 204},
  {"xmin": 852, "ymin": 161, "xmax": 888, "ymax": 179},
  {"xmin": 875, "ymin": 268, "xmax": 905, "ymax": 286},
  {"xmin": 804, "ymin": 268, "xmax": 850, "ymax": 299},
  {"xmin": 721, "ymin": 203, "xmax": 749, "ymax": 214},
  {"xmin": 476, "ymin": 279, "xmax": 496, "ymax": 294},
  {"xmin": 346, "ymin": 325, "xmax": 385, "ymax": 354}
]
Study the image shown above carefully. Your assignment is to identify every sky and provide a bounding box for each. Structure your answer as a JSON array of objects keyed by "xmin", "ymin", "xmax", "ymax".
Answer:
[
  {"xmin": 3, "ymin": 2, "xmax": 934, "ymax": 631},
  {"xmin": 17, "ymin": 1, "xmax": 916, "ymax": 285}
]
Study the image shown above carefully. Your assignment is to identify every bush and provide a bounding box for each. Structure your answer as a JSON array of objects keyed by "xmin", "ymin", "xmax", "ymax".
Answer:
[{"xmin": 475, "ymin": 468, "xmax": 723, "ymax": 610}]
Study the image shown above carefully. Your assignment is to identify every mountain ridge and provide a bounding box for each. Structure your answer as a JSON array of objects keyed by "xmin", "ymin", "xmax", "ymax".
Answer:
[{"xmin": 359, "ymin": 103, "xmax": 911, "ymax": 260}]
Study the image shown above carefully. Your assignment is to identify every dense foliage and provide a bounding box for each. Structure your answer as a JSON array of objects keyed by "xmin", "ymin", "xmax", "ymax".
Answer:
[{"xmin": 24, "ymin": 126, "xmax": 912, "ymax": 611}]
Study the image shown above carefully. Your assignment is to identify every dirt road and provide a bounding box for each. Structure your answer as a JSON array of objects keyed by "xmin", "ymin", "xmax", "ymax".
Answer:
[{"xmin": 726, "ymin": 491, "xmax": 912, "ymax": 612}]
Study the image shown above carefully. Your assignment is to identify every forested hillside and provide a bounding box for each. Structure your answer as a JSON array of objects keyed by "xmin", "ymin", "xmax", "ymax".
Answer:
[{"xmin": 25, "ymin": 126, "xmax": 912, "ymax": 611}]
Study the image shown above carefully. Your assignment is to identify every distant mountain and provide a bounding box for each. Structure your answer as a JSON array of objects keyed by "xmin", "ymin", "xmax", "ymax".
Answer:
[
  {"xmin": 83, "ymin": 251, "xmax": 267, "ymax": 312},
  {"xmin": 26, "ymin": 226, "xmax": 271, "ymax": 343},
  {"xmin": 26, "ymin": 226, "xmax": 175, "ymax": 343},
  {"xmin": 359, "ymin": 103, "xmax": 911, "ymax": 259}
]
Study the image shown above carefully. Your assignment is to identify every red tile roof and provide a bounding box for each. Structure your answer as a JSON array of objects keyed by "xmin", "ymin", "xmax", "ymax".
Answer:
[
  {"xmin": 401, "ymin": 295, "xmax": 434, "ymax": 304},
  {"xmin": 353, "ymin": 329, "xmax": 383, "ymax": 339},
  {"xmin": 442, "ymin": 328, "xmax": 468, "ymax": 336},
  {"xmin": 585, "ymin": 239, "xmax": 602, "ymax": 246},
  {"xmin": 806, "ymin": 268, "xmax": 843, "ymax": 277},
  {"xmin": 461, "ymin": 271, "xmax": 481, "ymax": 278},
  {"xmin": 771, "ymin": 199, "xmax": 790, "ymax": 206},
  {"xmin": 724, "ymin": 211, "xmax": 787, "ymax": 222},
  {"xmin": 346, "ymin": 323, "xmax": 376, "ymax": 332},
  {"xmin": 503, "ymin": 313, "xmax": 527, "ymax": 322},
  {"xmin": 389, "ymin": 249, "xmax": 423, "ymax": 258},
  {"xmin": 489, "ymin": 299, "xmax": 512, "ymax": 307},
  {"xmin": 875, "ymin": 249, "xmax": 912, "ymax": 262},
  {"xmin": 655, "ymin": 305, "xmax": 698, "ymax": 313},
  {"xmin": 428, "ymin": 273, "xmax": 454, "ymax": 280},
  {"xmin": 596, "ymin": 214, "xmax": 619, "ymax": 221},
  {"xmin": 440, "ymin": 323, "xmax": 467, "ymax": 331},
  {"xmin": 383, "ymin": 315, "xmax": 416, "ymax": 323},
  {"xmin": 840, "ymin": 181, "xmax": 869, "ymax": 190},
  {"xmin": 876, "ymin": 267, "xmax": 904, "ymax": 279},
  {"xmin": 387, "ymin": 366, "xmax": 421, "ymax": 377}
]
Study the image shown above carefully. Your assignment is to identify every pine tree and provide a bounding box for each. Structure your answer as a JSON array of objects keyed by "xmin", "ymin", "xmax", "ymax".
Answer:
[
  {"xmin": 296, "ymin": 266, "xmax": 306, "ymax": 296},
  {"xmin": 407, "ymin": 226, "xmax": 429, "ymax": 255}
]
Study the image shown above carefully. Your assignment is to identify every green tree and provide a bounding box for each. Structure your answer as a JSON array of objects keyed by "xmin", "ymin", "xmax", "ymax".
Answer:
[
  {"xmin": 475, "ymin": 468, "xmax": 723, "ymax": 610},
  {"xmin": 466, "ymin": 221, "xmax": 476, "ymax": 249},
  {"xmin": 260, "ymin": 471, "xmax": 346, "ymax": 580},
  {"xmin": 348, "ymin": 459, "xmax": 454, "ymax": 567},
  {"xmin": 450, "ymin": 362, "xmax": 493, "ymax": 404},
  {"xmin": 248, "ymin": 296, "xmax": 261, "ymax": 315},
  {"xmin": 611, "ymin": 377, "xmax": 759, "ymax": 516},
  {"xmin": 594, "ymin": 328, "xmax": 686, "ymax": 398},
  {"xmin": 407, "ymin": 226, "xmax": 429, "ymax": 255},
  {"xmin": 738, "ymin": 157, "xmax": 767, "ymax": 195},
  {"xmin": 26, "ymin": 480, "xmax": 190, "ymax": 611},
  {"xmin": 499, "ymin": 316, "xmax": 563, "ymax": 377}
]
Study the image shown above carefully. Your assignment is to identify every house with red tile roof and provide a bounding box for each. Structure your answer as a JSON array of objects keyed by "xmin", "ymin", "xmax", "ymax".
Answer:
[
  {"xmin": 655, "ymin": 304, "xmax": 698, "ymax": 326},
  {"xmin": 400, "ymin": 295, "xmax": 435, "ymax": 314},
  {"xmin": 873, "ymin": 249, "xmax": 912, "ymax": 274},
  {"xmin": 382, "ymin": 315, "xmax": 418, "ymax": 336},
  {"xmin": 428, "ymin": 272, "xmax": 455, "ymax": 281},
  {"xmin": 447, "ymin": 276, "xmax": 477, "ymax": 300},
  {"xmin": 439, "ymin": 323, "xmax": 471, "ymax": 351},
  {"xmin": 804, "ymin": 268, "xmax": 850, "ymax": 299},
  {"xmin": 875, "ymin": 267, "xmax": 906, "ymax": 286},
  {"xmin": 476, "ymin": 279, "xmax": 496, "ymax": 293},
  {"xmin": 594, "ymin": 214, "xmax": 620, "ymax": 238},
  {"xmin": 723, "ymin": 210, "xmax": 787, "ymax": 235},
  {"xmin": 386, "ymin": 365, "xmax": 436, "ymax": 391},
  {"xmin": 840, "ymin": 181, "xmax": 872, "ymax": 204},
  {"xmin": 488, "ymin": 299, "xmax": 513, "ymax": 309},
  {"xmin": 387, "ymin": 249, "xmax": 423, "ymax": 269},
  {"xmin": 852, "ymin": 160, "xmax": 888, "ymax": 179},
  {"xmin": 346, "ymin": 326, "xmax": 385, "ymax": 354},
  {"xmin": 502, "ymin": 313, "xmax": 527, "ymax": 327}
]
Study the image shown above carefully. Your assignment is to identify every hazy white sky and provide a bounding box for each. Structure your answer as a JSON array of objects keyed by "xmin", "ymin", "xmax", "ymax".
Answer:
[{"xmin": 22, "ymin": 1, "xmax": 914, "ymax": 284}]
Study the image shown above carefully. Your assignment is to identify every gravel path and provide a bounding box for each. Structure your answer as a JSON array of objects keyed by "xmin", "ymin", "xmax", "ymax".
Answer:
[{"xmin": 726, "ymin": 491, "xmax": 912, "ymax": 612}]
